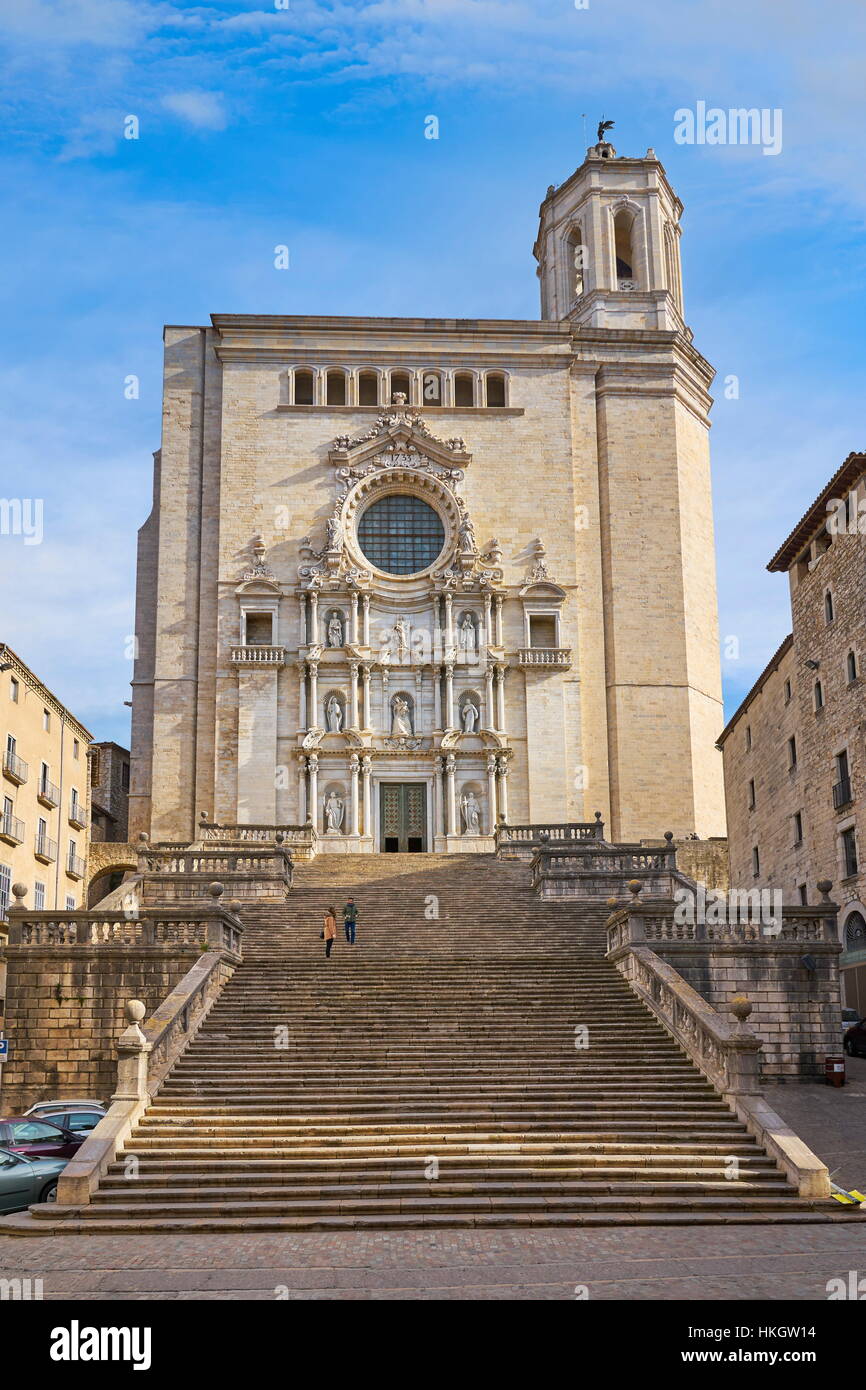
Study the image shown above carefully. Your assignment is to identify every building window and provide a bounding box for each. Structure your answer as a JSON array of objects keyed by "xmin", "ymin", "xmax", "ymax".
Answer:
[
  {"xmin": 293, "ymin": 369, "xmax": 314, "ymax": 405},
  {"xmin": 788, "ymin": 735, "xmax": 797, "ymax": 769},
  {"xmin": 358, "ymin": 370, "xmax": 379, "ymax": 406},
  {"xmin": 847, "ymin": 651, "xmax": 858, "ymax": 683},
  {"xmin": 752, "ymin": 845, "xmax": 760, "ymax": 876},
  {"xmin": 42, "ymin": 709, "xmax": 50, "ymax": 731},
  {"xmin": 0, "ymin": 862, "xmax": 10, "ymax": 919},
  {"xmin": 73, "ymin": 738, "xmax": 80, "ymax": 759},
  {"xmin": 244, "ymin": 612, "xmax": 273, "ymax": 646},
  {"xmin": 745, "ymin": 725, "xmax": 752, "ymax": 751},
  {"xmin": 65, "ymin": 895, "xmax": 76, "ymax": 911},
  {"xmin": 485, "ymin": 373, "xmax": 506, "ymax": 408},
  {"xmin": 121, "ymin": 761, "xmax": 130, "ymax": 791},
  {"xmin": 825, "ymin": 590, "xmax": 835, "ymax": 624},
  {"xmin": 784, "ymin": 678, "xmax": 791, "ymax": 704},
  {"xmin": 748, "ymin": 779, "xmax": 756, "ymax": 809},
  {"xmin": 814, "ymin": 679, "xmax": 824, "ymax": 711},
  {"xmin": 528, "ymin": 614, "xmax": 558, "ymax": 649},
  {"xmin": 326, "ymin": 369, "xmax": 347, "ymax": 405},
  {"xmin": 421, "ymin": 371, "xmax": 442, "ymax": 404},
  {"xmin": 794, "ymin": 811, "xmax": 803, "ymax": 845},
  {"xmin": 798, "ymin": 883, "xmax": 808, "ymax": 905},
  {"xmin": 356, "ymin": 494, "xmax": 446, "ymax": 576},
  {"xmin": 453, "ymin": 372, "xmax": 475, "ymax": 407},
  {"xmin": 613, "ymin": 208, "xmax": 637, "ymax": 284},
  {"xmin": 842, "ymin": 827, "xmax": 859, "ymax": 879},
  {"xmin": 9, "ymin": 678, "xmax": 18, "ymax": 703},
  {"xmin": 34, "ymin": 881, "xmax": 45, "ymax": 909},
  {"xmin": 389, "ymin": 370, "xmax": 411, "ymax": 403},
  {"xmin": 833, "ymin": 750, "xmax": 852, "ymax": 809}
]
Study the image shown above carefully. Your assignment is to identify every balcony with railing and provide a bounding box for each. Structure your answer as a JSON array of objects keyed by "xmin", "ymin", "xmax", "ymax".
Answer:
[
  {"xmin": 230, "ymin": 645, "xmax": 286, "ymax": 667},
  {"xmin": 69, "ymin": 798, "xmax": 87, "ymax": 829},
  {"xmin": 517, "ymin": 647, "xmax": 572, "ymax": 670},
  {"xmin": 66, "ymin": 849, "xmax": 86, "ymax": 879},
  {"xmin": 37, "ymin": 775, "xmax": 60, "ymax": 808},
  {"xmin": 833, "ymin": 776, "xmax": 853, "ymax": 811},
  {"xmin": 3, "ymin": 750, "xmax": 28, "ymax": 785},
  {"xmin": 34, "ymin": 832, "xmax": 58, "ymax": 863},
  {"xmin": 0, "ymin": 811, "xmax": 25, "ymax": 846}
]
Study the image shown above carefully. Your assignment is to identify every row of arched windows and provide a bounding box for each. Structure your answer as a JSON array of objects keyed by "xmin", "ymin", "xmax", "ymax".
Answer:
[{"xmin": 287, "ymin": 367, "xmax": 509, "ymax": 409}]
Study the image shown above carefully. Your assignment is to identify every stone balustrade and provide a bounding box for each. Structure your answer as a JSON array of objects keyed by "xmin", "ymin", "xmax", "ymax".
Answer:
[
  {"xmin": 6, "ymin": 899, "xmax": 243, "ymax": 955},
  {"xmin": 516, "ymin": 647, "xmax": 572, "ymax": 669},
  {"xmin": 530, "ymin": 835, "xmax": 687, "ymax": 897},
  {"xmin": 136, "ymin": 837, "xmax": 294, "ymax": 901},
  {"xmin": 609, "ymin": 904, "xmax": 839, "ymax": 947},
  {"xmin": 196, "ymin": 820, "xmax": 318, "ymax": 859},
  {"xmin": 229, "ymin": 645, "xmax": 286, "ymax": 666},
  {"xmin": 496, "ymin": 815, "xmax": 605, "ymax": 859}
]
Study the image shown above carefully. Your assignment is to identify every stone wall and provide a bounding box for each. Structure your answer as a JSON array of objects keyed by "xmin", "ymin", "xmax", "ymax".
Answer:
[
  {"xmin": 674, "ymin": 837, "xmax": 730, "ymax": 892},
  {"xmin": 652, "ymin": 940, "xmax": 841, "ymax": 1082},
  {"xmin": 0, "ymin": 944, "xmax": 201, "ymax": 1112}
]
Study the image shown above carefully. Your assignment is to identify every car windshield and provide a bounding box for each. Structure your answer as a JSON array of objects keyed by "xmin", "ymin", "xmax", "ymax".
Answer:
[{"xmin": 843, "ymin": 1010, "xmax": 860, "ymax": 1022}]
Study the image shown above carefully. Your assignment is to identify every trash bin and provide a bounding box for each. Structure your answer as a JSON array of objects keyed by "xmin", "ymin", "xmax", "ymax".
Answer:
[{"xmin": 825, "ymin": 1055, "xmax": 846, "ymax": 1087}]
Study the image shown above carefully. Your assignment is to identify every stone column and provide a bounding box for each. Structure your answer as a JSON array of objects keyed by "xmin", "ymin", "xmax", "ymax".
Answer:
[
  {"xmin": 433, "ymin": 665, "xmax": 442, "ymax": 729},
  {"xmin": 350, "ymin": 662, "xmax": 359, "ymax": 729},
  {"xmin": 350, "ymin": 592, "xmax": 359, "ymax": 644},
  {"xmin": 350, "ymin": 754, "xmax": 360, "ymax": 837},
  {"xmin": 486, "ymin": 754, "xmax": 498, "ymax": 835},
  {"xmin": 494, "ymin": 592, "xmax": 503, "ymax": 647},
  {"xmin": 496, "ymin": 664, "xmax": 506, "ymax": 732},
  {"xmin": 361, "ymin": 755, "xmax": 372, "ymax": 836},
  {"xmin": 444, "ymin": 662, "xmax": 455, "ymax": 729},
  {"xmin": 308, "ymin": 754, "xmax": 319, "ymax": 832},
  {"xmin": 497, "ymin": 755, "xmax": 509, "ymax": 823},
  {"xmin": 309, "ymin": 591, "xmax": 319, "ymax": 646},
  {"xmin": 297, "ymin": 661, "xmax": 307, "ymax": 730},
  {"xmin": 382, "ymin": 668, "xmax": 390, "ymax": 731},
  {"xmin": 362, "ymin": 593, "xmax": 370, "ymax": 646},
  {"xmin": 485, "ymin": 664, "xmax": 495, "ymax": 728},
  {"xmin": 309, "ymin": 661, "xmax": 319, "ymax": 727},
  {"xmin": 361, "ymin": 664, "xmax": 371, "ymax": 729},
  {"xmin": 484, "ymin": 592, "xmax": 493, "ymax": 648},
  {"xmin": 415, "ymin": 667, "xmax": 424, "ymax": 731},
  {"xmin": 298, "ymin": 592, "xmax": 307, "ymax": 646},
  {"xmin": 445, "ymin": 754, "xmax": 457, "ymax": 836},
  {"xmin": 433, "ymin": 756, "xmax": 444, "ymax": 838},
  {"xmin": 297, "ymin": 758, "xmax": 307, "ymax": 823},
  {"xmin": 444, "ymin": 593, "xmax": 454, "ymax": 648}
]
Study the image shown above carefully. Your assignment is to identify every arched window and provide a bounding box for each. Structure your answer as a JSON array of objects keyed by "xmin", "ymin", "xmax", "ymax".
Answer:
[
  {"xmin": 389, "ymin": 370, "xmax": 411, "ymax": 403},
  {"xmin": 421, "ymin": 370, "xmax": 443, "ymax": 404},
  {"xmin": 846, "ymin": 911, "xmax": 866, "ymax": 949},
  {"xmin": 294, "ymin": 368, "xmax": 314, "ymax": 405},
  {"xmin": 565, "ymin": 224, "xmax": 586, "ymax": 302},
  {"xmin": 613, "ymin": 209, "xmax": 637, "ymax": 286},
  {"xmin": 358, "ymin": 370, "xmax": 379, "ymax": 406},
  {"xmin": 454, "ymin": 372, "xmax": 475, "ymax": 407},
  {"xmin": 326, "ymin": 370, "xmax": 346, "ymax": 405},
  {"xmin": 485, "ymin": 373, "xmax": 506, "ymax": 408},
  {"xmin": 825, "ymin": 590, "xmax": 835, "ymax": 624},
  {"xmin": 847, "ymin": 650, "xmax": 858, "ymax": 683}
]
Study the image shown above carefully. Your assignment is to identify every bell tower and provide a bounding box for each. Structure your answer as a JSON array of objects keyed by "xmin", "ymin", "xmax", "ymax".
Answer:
[{"xmin": 533, "ymin": 135, "xmax": 686, "ymax": 331}]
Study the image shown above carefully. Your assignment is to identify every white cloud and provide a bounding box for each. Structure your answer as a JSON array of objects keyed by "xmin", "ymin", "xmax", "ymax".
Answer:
[{"xmin": 160, "ymin": 90, "xmax": 227, "ymax": 131}]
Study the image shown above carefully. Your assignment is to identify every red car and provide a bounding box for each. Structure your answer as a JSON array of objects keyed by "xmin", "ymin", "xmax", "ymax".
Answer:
[{"xmin": 0, "ymin": 1116, "xmax": 84, "ymax": 1160}]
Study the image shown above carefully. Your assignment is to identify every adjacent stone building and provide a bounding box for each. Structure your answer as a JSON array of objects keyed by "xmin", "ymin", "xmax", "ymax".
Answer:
[
  {"xmin": 89, "ymin": 741, "xmax": 130, "ymax": 844},
  {"xmin": 0, "ymin": 643, "xmax": 92, "ymax": 924},
  {"xmin": 130, "ymin": 138, "xmax": 727, "ymax": 853},
  {"xmin": 719, "ymin": 452, "xmax": 866, "ymax": 1009}
]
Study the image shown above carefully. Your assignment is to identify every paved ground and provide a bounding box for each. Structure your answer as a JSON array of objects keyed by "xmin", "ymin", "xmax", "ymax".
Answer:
[
  {"xmin": 765, "ymin": 1053, "xmax": 866, "ymax": 1193},
  {"xmin": 2, "ymin": 1224, "xmax": 866, "ymax": 1299}
]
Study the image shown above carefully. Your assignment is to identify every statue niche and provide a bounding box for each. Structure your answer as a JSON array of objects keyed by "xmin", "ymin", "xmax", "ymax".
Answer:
[
  {"xmin": 324, "ymin": 789, "xmax": 345, "ymax": 834},
  {"xmin": 326, "ymin": 609, "xmax": 345, "ymax": 648},
  {"xmin": 460, "ymin": 788, "xmax": 483, "ymax": 836},
  {"xmin": 459, "ymin": 691, "xmax": 481, "ymax": 735},
  {"xmin": 390, "ymin": 692, "xmax": 414, "ymax": 737},
  {"xmin": 324, "ymin": 692, "xmax": 346, "ymax": 734},
  {"xmin": 458, "ymin": 611, "xmax": 478, "ymax": 656}
]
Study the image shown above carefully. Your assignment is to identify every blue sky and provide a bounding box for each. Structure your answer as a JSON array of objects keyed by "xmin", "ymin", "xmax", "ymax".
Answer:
[{"xmin": 1, "ymin": 0, "xmax": 864, "ymax": 745}]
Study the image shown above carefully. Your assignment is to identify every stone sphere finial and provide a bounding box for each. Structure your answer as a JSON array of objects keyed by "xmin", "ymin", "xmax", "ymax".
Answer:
[
  {"xmin": 627, "ymin": 879, "xmax": 643, "ymax": 898},
  {"xmin": 12, "ymin": 882, "xmax": 27, "ymax": 903},
  {"xmin": 730, "ymin": 993, "xmax": 752, "ymax": 1023},
  {"xmin": 228, "ymin": 899, "xmax": 243, "ymax": 916},
  {"xmin": 817, "ymin": 880, "xmax": 833, "ymax": 901},
  {"xmin": 200, "ymin": 810, "xmax": 209, "ymax": 823},
  {"xmin": 125, "ymin": 999, "xmax": 146, "ymax": 1024},
  {"xmin": 594, "ymin": 810, "xmax": 603, "ymax": 822},
  {"xmin": 606, "ymin": 896, "xmax": 619, "ymax": 908},
  {"xmin": 209, "ymin": 881, "xmax": 225, "ymax": 900},
  {"xmin": 138, "ymin": 831, "xmax": 149, "ymax": 843},
  {"xmin": 664, "ymin": 831, "xmax": 674, "ymax": 843}
]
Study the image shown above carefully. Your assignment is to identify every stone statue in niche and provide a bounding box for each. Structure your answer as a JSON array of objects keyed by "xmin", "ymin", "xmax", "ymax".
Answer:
[
  {"xmin": 461, "ymin": 699, "xmax": 479, "ymax": 734},
  {"xmin": 461, "ymin": 791, "xmax": 482, "ymax": 835},
  {"xmin": 326, "ymin": 696, "xmax": 343, "ymax": 733},
  {"xmin": 326, "ymin": 516, "xmax": 343, "ymax": 550},
  {"xmin": 394, "ymin": 617, "xmax": 410, "ymax": 659},
  {"xmin": 324, "ymin": 791, "xmax": 344, "ymax": 833},
  {"xmin": 458, "ymin": 515, "xmax": 477, "ymax": 552},
  {"xmin": 391, "ymin": 696, "xmax": 413, "ymax": 737},
  {"xmin": 327, "ymin": 612, "xmax": 343, "ymax": 648},
  {"xmin": 459, "ymin": 613, "xmax": 476, "ymax": 653}
]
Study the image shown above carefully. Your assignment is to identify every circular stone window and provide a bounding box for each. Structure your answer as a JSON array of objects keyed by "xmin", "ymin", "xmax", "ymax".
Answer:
[{"xmin": 357, "ymin": 494, "xmax": 446, "ymax": 576}]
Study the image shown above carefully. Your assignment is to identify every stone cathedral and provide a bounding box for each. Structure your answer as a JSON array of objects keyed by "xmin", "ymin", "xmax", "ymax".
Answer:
[{"xmin": 129, "ymin": 137, "xmax": 727, "ymax": 854}]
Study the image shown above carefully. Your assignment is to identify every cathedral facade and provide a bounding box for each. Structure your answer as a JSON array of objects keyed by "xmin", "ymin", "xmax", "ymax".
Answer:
[{"xmin": 129, "ymin": 139, "xmax": 726, "ymax": 852}]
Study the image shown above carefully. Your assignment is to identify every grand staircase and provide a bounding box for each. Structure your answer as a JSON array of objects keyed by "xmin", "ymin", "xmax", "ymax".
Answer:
[{"xmin": 61, "ymin": 854, "xmax": 835, "ymax": 1229}]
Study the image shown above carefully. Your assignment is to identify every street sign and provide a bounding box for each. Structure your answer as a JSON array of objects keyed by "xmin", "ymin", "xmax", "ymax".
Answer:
[{"xmin": 0, "ymin": 1039, "xmax": 9, "ymax": 1061}]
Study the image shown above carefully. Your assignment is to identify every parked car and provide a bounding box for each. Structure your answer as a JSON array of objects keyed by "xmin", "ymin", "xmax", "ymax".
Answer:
[
  {"xmin": 0, "ymin": 1146, "xmax": 67, "ymax": 1212},
  {"xmin": 844, "ymin": 1016, "xmax": 866, "ymax": 1057},
  {"xmin": 25, "ymin": 1099, "xmax": 106, "ymax": 1118},
  {"xmin": 24, "ymin": 1104, "xmax": 106, "ymax": 1136},
  {"xmin": 0, "ymin": 1117, "xmax": 84, "ymax": 1161},
  {"xmin": 842, "ymin": 1008, "xmax": 861, "ymax": 1040}
]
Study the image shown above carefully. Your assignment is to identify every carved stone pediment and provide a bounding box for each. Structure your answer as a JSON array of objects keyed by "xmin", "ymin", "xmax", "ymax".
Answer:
[{"xmin": 331, "ymin": 412, "xmax": 470, "ymax": 471}]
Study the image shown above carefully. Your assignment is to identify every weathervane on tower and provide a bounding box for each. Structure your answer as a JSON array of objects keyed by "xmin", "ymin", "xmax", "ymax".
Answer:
[{"xmin": 597, "ymin": 118, "xmax": 615, "ymax": 143}]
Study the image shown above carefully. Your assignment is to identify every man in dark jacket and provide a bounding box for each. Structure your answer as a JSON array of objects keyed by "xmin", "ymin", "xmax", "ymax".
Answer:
[{"xmin": 343, "ymin": 897, "xmax": 358, "ymax": 944}]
